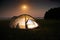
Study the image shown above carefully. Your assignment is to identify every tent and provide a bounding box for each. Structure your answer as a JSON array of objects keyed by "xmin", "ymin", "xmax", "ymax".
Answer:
[{"xmin": 10, "ymin": 14, "xmax": 38, "ymax": 29}]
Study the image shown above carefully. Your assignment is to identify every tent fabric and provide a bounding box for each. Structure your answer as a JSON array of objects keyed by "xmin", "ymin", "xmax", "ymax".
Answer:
[{"xmin": 10, "ymin": 14, "xmax": 38, "ymax": 29}]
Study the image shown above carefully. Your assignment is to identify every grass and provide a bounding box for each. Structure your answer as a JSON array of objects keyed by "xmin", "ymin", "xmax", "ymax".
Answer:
[{"xmin": 0, "ymin": 19, "xmax": 60, "ymax": 40}]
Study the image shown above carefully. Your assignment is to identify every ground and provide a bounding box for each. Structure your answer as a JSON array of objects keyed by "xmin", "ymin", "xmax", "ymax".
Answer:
[{"xmin": 0, "ymin": 19, "xmax": 60, "ymax": 40}]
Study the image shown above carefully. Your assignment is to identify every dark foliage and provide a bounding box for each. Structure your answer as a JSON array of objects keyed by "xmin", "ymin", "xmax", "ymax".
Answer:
[{"xmin": 44, "ymin": 7, "xmax": 60, "ymax": 20}]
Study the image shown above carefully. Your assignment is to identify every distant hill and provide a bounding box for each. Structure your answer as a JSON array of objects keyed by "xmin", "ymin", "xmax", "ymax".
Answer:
[{"xmin": 35, "ymin": 17, "xmax": 44, "ymax": 19}]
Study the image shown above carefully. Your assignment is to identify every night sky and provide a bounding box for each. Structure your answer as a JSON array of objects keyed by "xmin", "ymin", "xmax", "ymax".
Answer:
[{"xmin": 0, "ymin": 0, "xmax": 60, "ymax": 19}]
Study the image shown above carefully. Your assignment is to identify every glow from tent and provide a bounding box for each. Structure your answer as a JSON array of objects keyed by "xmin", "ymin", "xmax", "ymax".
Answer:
[
  {"xmin": 18, "ymin": 17, "xmax": 25, "ymax": 29},
  {"xmin": 27, "ymin": 20, "xmax": 38, "ymax": 29}
]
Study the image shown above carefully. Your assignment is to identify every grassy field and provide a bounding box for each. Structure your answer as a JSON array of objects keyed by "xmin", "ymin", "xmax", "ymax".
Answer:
[{"xmin": 0, "ymin": 19, "xmax": 60, "ymax": 40}]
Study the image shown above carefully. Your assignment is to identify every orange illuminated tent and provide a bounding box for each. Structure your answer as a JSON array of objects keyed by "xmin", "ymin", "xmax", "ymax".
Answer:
[{"xmin": 10, "ymin": 14, "xmax": 38, "ymax": 29}]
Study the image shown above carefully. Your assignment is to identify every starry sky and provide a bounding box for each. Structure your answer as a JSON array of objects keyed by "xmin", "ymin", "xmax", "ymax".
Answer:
[{"xmin": 0, "ymin": 0, "xmax": 60, "ymax": 19}]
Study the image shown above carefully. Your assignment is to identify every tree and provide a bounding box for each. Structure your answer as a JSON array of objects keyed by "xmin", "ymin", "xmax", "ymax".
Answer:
[{"xmin": 44, "ymin": 7, "xmax": 60, "ymax": 20}]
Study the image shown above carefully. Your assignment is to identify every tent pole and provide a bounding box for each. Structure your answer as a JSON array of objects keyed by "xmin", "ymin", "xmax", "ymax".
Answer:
[{"xmin": 25, "ymin": 15, "xmax": 28, "ymax": 29}]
